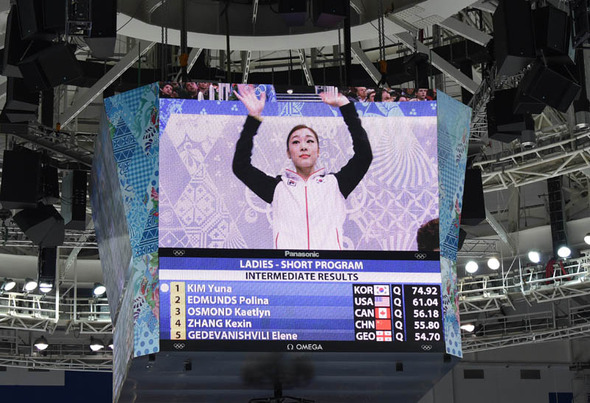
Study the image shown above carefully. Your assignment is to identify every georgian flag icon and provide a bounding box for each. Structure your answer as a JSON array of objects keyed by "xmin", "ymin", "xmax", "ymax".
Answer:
[
  {"xmin": 375, "ymin": 307, "xmax": 391, "ymax": 319},
  {"xmin": 374, "ymin": 285, "xmax": 390, "ymax": 296}
]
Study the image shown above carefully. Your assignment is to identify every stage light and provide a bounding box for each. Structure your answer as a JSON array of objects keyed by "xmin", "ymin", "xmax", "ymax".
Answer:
[
  {"xmin": 460, "ymin": 324, "xmax": 475, "ymax": 333},
  {"xmin": 287, "ymin": 89, "xmax": 294, "ymax": 94},
  {"xmin": 487, "ymin": 257, "xmax": 500, "ymax": 270},
  {"xmin": 93, "ymin": 283, "xmax": 106, "ymax": 297},
  {"xmin": 89, "ymin": 337, "xmax": 105, "ymax": 352},
  {"xmin": 108, "ymin": 339, "xmax": 114, "ymax": 350},
  {"xmin": 34, "ymin": 336, "xmax": 49, "ymax": 351},
  {"xmin": 584, "ymin": 233, "xmax": 590, "ymax": 245},
  {"xmin": 39, "ymin": 281, "xmax": 53, "ymax": 293},
  {"xmin": 465, "ymin": 261, "xmax": 479, "ymax": 274},
  {"xmin": 557, "ymin": 245, "xmax": 571, "ymax": 258},
  {"xmin": 1, "ymin": 278, "xmax": 16, "ymax": 292},
  {"xmin": 528, "ymin": 251, "xmax": 541, "ymax": 264},
  {"xmin": 23, "ymin": 278, "xmax": 37, "ymax": 292}
]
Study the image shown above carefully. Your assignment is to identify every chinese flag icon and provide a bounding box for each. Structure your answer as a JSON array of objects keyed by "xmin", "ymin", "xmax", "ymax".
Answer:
[
  {"xmin": 376, "ymin": 320, "xmax": 392, "ymax": 330},
  {"xmin": 375, "ymin": 307, "xmax": 391, "ymax": 319}
]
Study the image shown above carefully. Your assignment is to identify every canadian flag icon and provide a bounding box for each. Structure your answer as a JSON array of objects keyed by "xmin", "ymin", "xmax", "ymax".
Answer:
[{"xmin": 375, "ymin": 307, "xmax": 391, "ymax": 319}]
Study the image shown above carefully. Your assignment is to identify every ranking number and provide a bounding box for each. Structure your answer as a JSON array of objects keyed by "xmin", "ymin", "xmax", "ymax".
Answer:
[
  {"xmin": 413, "ymin": 309, "xmax": 440, "ymax": 318},
  {"xmin": 411, "ymin": 286, "xmax": 439, "ymax": 296}
]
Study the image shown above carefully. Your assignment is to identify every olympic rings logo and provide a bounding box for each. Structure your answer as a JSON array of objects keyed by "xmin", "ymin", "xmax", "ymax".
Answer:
[
  {"xmin": 173, "ymin": 250, "xmax": 185, "ymax": 257},
  {"xmin": 173, "ymin": 343, "xmax": 186, "ymax": 350},
  {"xmin": 421, "ymin": 345, "xmax": 433, "ymax": 351},
  {"xmin": 415, "ymin": 253, "xmax": 427, "ymax": 260}
]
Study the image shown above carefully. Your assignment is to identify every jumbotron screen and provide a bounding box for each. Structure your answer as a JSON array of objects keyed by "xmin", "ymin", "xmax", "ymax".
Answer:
[{"xmin": 158, "ymin": 88, "xmax": 442, "ymax": 352}]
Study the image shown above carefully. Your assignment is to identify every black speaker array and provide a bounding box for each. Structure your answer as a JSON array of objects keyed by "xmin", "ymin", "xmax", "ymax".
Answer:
[
  {"xmin": 278, "ymin": 0, "xmax": 307, "ymax": 26},
  {"xmin": 517, "ymin": 63, "xmax": 580, "ymax": 113},
  {"xmin": 84, "ymin": 0, "xmax": 117, "ymax": 58},
  {"xmin": 489, "ymin": 0, "xmax": 583, "ymax": 143},
  {"xmin": 460, "ymin": 169, "xmax": 486, "ymax": 226},
  {"xmin": 313, "ymin": 0, "xmax": 346, "ymax": 28},
  {"xmin": 493, "ymin": 0, "xmax": 536, "ymax": 77},
  {"xmin": 487, "ymin": 88, "xmax": 535, "ymax": 143},
  {"xmin": 0, "ymin": 149, "xmax": 42, "ymax": 209},
  {"xmin": 13, "ymin": 205, "xmax": 64, "ymax": 247}
]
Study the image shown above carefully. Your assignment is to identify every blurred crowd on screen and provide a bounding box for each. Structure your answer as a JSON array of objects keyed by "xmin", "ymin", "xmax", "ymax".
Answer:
[
  {"xmin": 343, "ymin": 87, "xmax": 436, "ymax": 102},
  {"xmin": 159, "ymin": 81, "xmax": 437, "ymax": 103}
]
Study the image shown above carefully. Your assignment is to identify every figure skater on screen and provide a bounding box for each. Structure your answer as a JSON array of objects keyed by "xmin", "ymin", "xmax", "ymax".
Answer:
[{"xmin": 232, "ymin": 85, "xmax": 373, "ymax": 250}]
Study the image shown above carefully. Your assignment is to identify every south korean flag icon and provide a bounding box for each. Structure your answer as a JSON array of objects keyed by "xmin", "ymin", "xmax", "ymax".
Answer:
[{"xmin": 373, "ymin": 285, "xmax": 390, "ymax": 296}]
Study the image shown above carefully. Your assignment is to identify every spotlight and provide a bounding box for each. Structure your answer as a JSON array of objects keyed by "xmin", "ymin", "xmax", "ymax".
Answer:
[
  {"xmin": 1, "ymin": 278, "xmax": 16, "ymax": 292},
  {"xmin": 584, "ymin": 233, "xmax": 590, "ymax": 245},
  {"xmin": 528, "ymin": 251, "xmax": 541, "ymax": 264},
  {"xmin": 34, "ymin": 336, "xmax": 49, "ymax": 351},
  {"xmin": 89, "ymin": 337, "xmax": 105, "ymax": 352},
  {"xmin": 465, "ymin": 261, "xmax": 479, "ymax": 274},
  {"xmin": 557, "ymin": 245, "xmax": 571, "ymax": 258},
  {"xmin": 23, "ymin": 278, "xmax": 38, "ymax": 292},
  {"xmin": 287, "ymin": 89, "xmax": 294, "ymax": 94},
  {"xmin": 487, "ymin": 257, "xmax": 500, "ymax": 270},
  {"xmin": 108, "ymin": 339, "xmax": 114, "ymax": 350},
  {"xmin": 93, "ymin": 283, "xmax": 106, "ymax": 297},
  {"xmin": 39, "ymin": 281, "xmax": 53, "ymax": 294},
  {"xmin": 460, "ymin": 324, "xmax": 475, "ymax": 333}
]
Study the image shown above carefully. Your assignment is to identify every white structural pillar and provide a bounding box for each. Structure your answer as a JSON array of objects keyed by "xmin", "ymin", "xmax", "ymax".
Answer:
[
  {"xmin": 59, "ymin": 40, "xmax": 156, "ymax": 128},
  {"xmin": 438, "ymin": 16, "xmax": 492, "ymax": 47},
  {"xmin": 350, "ymin": 43, "xmax": 380, "ymax": 85}
]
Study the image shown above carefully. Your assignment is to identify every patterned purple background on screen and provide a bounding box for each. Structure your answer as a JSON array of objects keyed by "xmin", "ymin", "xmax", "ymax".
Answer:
[{"xmin": 158, "ymin": 100, "xmax": 438, "ymax": 251}]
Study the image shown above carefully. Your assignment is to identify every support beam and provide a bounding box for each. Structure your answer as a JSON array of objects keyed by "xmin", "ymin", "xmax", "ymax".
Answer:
[
  {"xmin": 174, "ymin": 47, "xmax": 203, "ymax": 81},
  {"xmin": 242, "ymin": 50, "xmax": 252, "ymax": 84},
  {"xmin": 297, "ymin": 49, "xmax": 314, "ymax": 86},
  {"xmin": 350, "ymin": 43, "xmax": 380, "ymax": 85},
  {"xmin": 485, "ymin": 208, "xmax": 517, "ymax": 254},
  {"xmin": 395, "ymin": 31, "xmax": 479, "ymax": 94},
  {"xmin": 438, "ymin": 16, "xmax": 492, "ymax": 47},
  {"xmin": 252, "ymin": 0, "xmax": 259, "ymax": 24},
  {"xmin": 470, "ymin": 0, "xmax": 498, "ymax": 14},
  {"xmin": 59, "ymin": 40, "xmax": 156, "ymax": 128}
]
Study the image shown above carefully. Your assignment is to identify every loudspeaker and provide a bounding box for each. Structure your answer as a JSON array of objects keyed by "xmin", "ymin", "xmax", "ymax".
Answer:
[
  {"xmin": 18, "ymin": 45, "xmax": 83, "ymax": 91},
  {"xmin": 62, "ymin": 170, "xmax": 87, "ymax": 230},
  {"xmin": 38, "ymin": 246, "xmax": 57, "ymax": 281},
  {"xmin": 16, "ymin": 0, "xmax": 42, "ymax": 39},
  {"xmin": 2, "ymin": 5, "xmax": 27, "ymax": 77},
  {"xmin": 460, "ymin": 168, "xmax": 486, "ymax": 226},
  {"xmin": 279, "ymin": 0, "xmax": 307, "ymax": 26},
  {"xmin": 533, "ymin": 6, "xmax": 573, "ymax": 62},
  {"xmin": 41, "ymin": 164, "xmax": 60, "ymax": 205},
  {"xmin": 0, "ymin": 149, "xmax": 42, "ymax": 209},
  {"xmin": 5, "ymin": 77, "xmax": 39, "ymax": 112},
  {"xmin": 3, "ymin": 109, "xmax": 38, "ymax": 123},
  {"xmin": 518, "ymin": 61, "xmax": 581, "ymax": 112},
  {"xmin": 513, "ymin": 89, "xmax": 546, "ymax": 115},
  {"xmin": 42, "ymin": 0, "xmax": 66, "ymax": 32},
  {"xmin": 572, "ymin": 0, "xmax": 590, "ymax": 48},
  {"xmin": 487, "ymin": 88, "xmax": 530, "ymax": 142},
  {"xmin": 68, "ymin": 0, "xmax": 91, "ymax": 21},
  {"xmin": 41, "ymin": 89, "xmax": 53, "ymax": 127},
  {"xmin": 89, "ymin": 0, "xmax": 116, "ymax": 38},
  {"xmin": 493, "ymin": 0, "xmax": 536, "ymax": 76},
  {"xmin": 313, "ymin": 0, "xmax": 346, "ymax": 28},
  {"xmin": 13, "ymin": 205, "xmax": 64, "ymax": 247}
]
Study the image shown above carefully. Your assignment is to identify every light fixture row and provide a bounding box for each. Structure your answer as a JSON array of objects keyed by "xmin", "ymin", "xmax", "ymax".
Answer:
[
  {"xmin": 0, "ymin": 279, "xmax": 106, "ymax": 296},
  {"xmin": 34, "ymin": 336, "xmax": 114, "ymax": 352}
]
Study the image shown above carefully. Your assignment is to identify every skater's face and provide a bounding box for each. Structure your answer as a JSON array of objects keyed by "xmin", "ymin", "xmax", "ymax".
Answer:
[{"xmin": 287, "ymin": 128, "xmax": 319, "ymax": 171}]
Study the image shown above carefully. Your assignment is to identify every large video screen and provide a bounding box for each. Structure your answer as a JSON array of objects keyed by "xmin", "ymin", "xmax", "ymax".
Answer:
[{"xmin": 158, "ymin": 88, "xmax": 443, "ymax": 352}]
